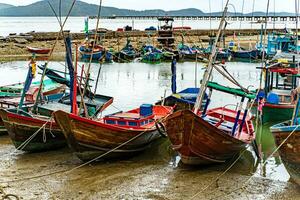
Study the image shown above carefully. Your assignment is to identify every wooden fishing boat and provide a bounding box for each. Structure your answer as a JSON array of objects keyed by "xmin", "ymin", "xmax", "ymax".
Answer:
[
  {"xmin": 0, "ymin": 92, "xmax": 113, "ymax": 152},
  {"xmin": 141, "ymin": 45, "xmax": 162, "ymax": 63},
  {"xmin": 53, "ymin": 105, "xmax": 173, "ymax": 161},
  {"xmin": 164, "ymin": 107, "xmax": 255, "ymax": 165},
  {"xmin": 0, "ymin": 107, "xmax": 65, "ymax": 151},
  {"xmin": 26, "ymin": 46, "xmax": 51, "ymax": 54},
  {"xmin": 0, "ymin": 79, "xmax": 65, "ymax": 99},
  {"xmin": 229, "ymin": 49, "xmax": 261, "ymax": 60},
  {"xmin": 164, "ymin": 81, "xmax": 256, "ymax": 165},
  {"xmin": 113, "ymin": 39, "xmax": 138, "ymax": 62},
  {"xmin": 164, "ymin": 4, "xmax": 257, "ymax": 165},
  {"xmin": 252, "ymin": 62, "xmax": 300, "ymax": 123},
  {"xmin": 79, "ymin": 43, "xmax": 112, "ymax": 62},
  {"xmin": 178, "ymin": 43, "xmax": 200, "ymax": 61},
  {"xmin": 270, "ymin": 121, "xmax": 300, "ymax": 186},
  {"xmin": 157, "ymin": 88, "xmax": 207, "ymax": 111},
  {"xmin": 0, "ymin": 80, "xmax": 65, "ymax": 135}
]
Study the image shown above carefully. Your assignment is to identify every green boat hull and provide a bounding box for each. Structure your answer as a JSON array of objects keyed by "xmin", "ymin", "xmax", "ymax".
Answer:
[{"xmin": 252, "ymin": 104, "xmax": 297, "ymax": 124}]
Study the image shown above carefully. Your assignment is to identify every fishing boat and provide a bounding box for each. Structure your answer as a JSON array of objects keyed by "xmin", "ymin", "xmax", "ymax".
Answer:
[
  {"xmin": 26, "ymin": 46, "xmax": 51, "ymax": 54},
  {"xmin": 0, "ymin": 92, "xmax": 113, "ymax": 152},
  {"xmin": 178, "ymin": 43, "xmax": 203, "ymax": 61},
  {"xmin": 200, "ymin": 35, "xmax": 231, "ymax": 61},
  {"xmin": 253, "ymin": 62, "xmax": 300, "ymax": 123},
  {"xmin": 157, "ymin": 88, "xmax": 204, "ymax": 111},
  {"xmin": 114, "ymin": 39, "xmax": 138, "ymax": 62},
  {"xmin": 270, "ymin": 120, "xmax": 300, "ymax": 186},
  {"xmin": 53, "ymin": 104, "xmax": 173, "ymax": 161},
  {"xmin": 270, "ymin": 91, "xmax": 300, "ymax": 186},
  {"xmin": 141, "ymin": 45, "xmax": 163, "ymax": 63},
  {"xmin": 0, "ymin": 79, "xmax": 65, "ymax": 98},
  {"xmin": 229, "ymin": 48, "xmax": 261, "ymax": 60},
  {"xmin": 0, "ymin": 36, "xmax": 114, "ymax": 152},
  {"xmin": 164, "ymin": 2, "xmax": 257, "ymax": 165},
  {"xmin": 78, "ymin": 43, "xmax": 112, "ymax": 62},
  {"xmin": 164, "ymin": 81, "xmax": 256, "ymax": 165}
]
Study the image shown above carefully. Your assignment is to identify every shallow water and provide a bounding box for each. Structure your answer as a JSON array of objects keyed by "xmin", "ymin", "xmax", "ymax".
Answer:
[
  {"xmin": 0, "ymin": 61, "xmax": 299, "ymax": 199},
  {"xmin": 0, "ymin": 16, "xmax": 297, "ymax": 36}
]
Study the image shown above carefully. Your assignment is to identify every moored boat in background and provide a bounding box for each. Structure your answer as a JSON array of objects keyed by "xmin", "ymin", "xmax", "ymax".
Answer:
[{"xmin": 26, "ymin": 46, "xmax": 51, "ymax": 55}]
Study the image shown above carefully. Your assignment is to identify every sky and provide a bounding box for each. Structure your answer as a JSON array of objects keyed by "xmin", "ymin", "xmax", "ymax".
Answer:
[{"xmin": 0, "ymin": 0, "xmax": 297, "ymax": 13}]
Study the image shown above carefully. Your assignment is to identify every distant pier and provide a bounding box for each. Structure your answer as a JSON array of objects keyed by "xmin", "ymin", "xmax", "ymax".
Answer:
[{"xmin": 89, "ymin": 15, "xmax": 300, "ymax": 22}]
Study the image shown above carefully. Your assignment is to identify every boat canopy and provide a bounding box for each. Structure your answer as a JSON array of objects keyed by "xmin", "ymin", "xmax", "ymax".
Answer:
[{"xmin": 207, "ymin": 81, "xmax": 256, "ymax": 99}]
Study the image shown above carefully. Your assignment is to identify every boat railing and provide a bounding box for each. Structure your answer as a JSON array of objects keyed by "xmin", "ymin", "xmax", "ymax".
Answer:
[{"xmin": 223, "ymin": 104, "xmax": 239, "ymax": 111}]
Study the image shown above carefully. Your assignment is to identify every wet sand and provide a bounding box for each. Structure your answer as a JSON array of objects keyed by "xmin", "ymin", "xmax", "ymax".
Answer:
[{"xmin": 0, "ymin": 136, "xmax": 299, "ymax": 200}]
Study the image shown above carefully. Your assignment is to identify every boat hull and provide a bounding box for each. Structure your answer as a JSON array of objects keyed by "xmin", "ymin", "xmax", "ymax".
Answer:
[
  {"xmin": 271, "ymin": 123, "xmax": 300, "ymax": 186},
  {"xmin": 252, "ymin": 103, "xmax": 297, "ymax": 123},
  {"xmin": 230, "ymin": 49, "xmax": 260, "ymax": 60},
  {"xmin": 0, "ymin": 109, "xmax": 66, "ymax": 152},
  {"xmin": 53, "ymin": 110, "xmax": 161, "ymax": 161},
  {"xmin": 164, "ymin": 110, "xmax": 248, "ymax": 165},
  {"xmin": 26, "ymin": 46, "xmax": 51, "ymax": 54}
]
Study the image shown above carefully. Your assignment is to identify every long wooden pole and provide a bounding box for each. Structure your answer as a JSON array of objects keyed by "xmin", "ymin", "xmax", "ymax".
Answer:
[
  {"xmin": 193, "ymin": 0, "xmax": 229, "ymax": 114},
  {"xmin": 32, "ymin": 0, "xmax": 77, "ymax": 112}
]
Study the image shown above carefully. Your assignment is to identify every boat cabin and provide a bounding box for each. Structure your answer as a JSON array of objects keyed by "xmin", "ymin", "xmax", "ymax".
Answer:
[
  {"xmin": 103, "ymin": 104, "xmax": 155, "ymax": 128},
  {"xmin": 261, "ymin": 62, "xmax": 299, "ymax": 105}
]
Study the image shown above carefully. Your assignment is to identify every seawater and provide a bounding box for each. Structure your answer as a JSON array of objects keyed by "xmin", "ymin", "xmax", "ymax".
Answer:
[{"xmin": 0, "ymin": 16, "xmax": 297, "ymax": 36}]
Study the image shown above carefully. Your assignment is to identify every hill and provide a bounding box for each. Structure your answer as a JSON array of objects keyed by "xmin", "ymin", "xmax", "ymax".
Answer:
[
  {"xmin": 0, "ymin": 0, "xmax": 296, "ymax": 17},
  {"xmin": 0, "ymin": 3, "xmax": 14, "ymax": 10}
]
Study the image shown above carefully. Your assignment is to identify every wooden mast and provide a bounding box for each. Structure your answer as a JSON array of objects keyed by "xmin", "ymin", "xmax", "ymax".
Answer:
[{"xmin": 193, "ymin": 0, "xmax": 229, "ymax": 114}]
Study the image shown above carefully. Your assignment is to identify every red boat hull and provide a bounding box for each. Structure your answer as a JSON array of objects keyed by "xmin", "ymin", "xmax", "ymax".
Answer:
[
  {"xmin": 53, "ymin": 110, "xmax": 161, "ymax": 161},
  {"xmin": 164, "ymin": 109, "xmax": 254, "ymax": 165},
  {"xmin": 0, "ymin": 109, "xmax": 66, "ymax": 152},
  {"xmin": 26, "ymin": 46, "xmax": 51, "ymax": 54}
]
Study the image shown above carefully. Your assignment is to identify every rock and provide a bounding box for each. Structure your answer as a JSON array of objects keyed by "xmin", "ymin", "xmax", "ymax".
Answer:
[
  {"xmin": 14, "ymin": 38, "xmax": 28, "ymax": 44},
  {"xmin": 15, "ymin": 44, "xmax": 25, "ymax": 48},
  {"xmin": 0, "ymin": 43, "xmax": 8, "ymax": 48},
  {"xmin": 0, "ymin": 36, "xmax": 5, "ymax": 42}
]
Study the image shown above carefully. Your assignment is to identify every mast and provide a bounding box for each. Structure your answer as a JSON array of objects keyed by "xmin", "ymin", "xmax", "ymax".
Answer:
[{"xmin": 193, "ymin": 0, "xmax": 229, "ymax": 114}]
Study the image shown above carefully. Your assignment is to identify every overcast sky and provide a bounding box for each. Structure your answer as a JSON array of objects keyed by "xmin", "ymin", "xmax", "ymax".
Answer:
[{"xmin": 0, "ymin": 0, "xmax": 297, "ymax": 13}]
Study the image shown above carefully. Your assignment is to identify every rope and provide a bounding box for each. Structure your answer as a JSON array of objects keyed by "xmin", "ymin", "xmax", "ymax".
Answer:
[
  {"xmin": 16, "ymin": 117, "xmax": 53, "ymax": 151},
  {"xmin": 0, "ymin": 116, "xmax": 169, "ymax": 184},
  {"xmin": 190, "ymin": 149, "xmax": 248, "ymax": 200},
  {"xmin": 80, "ymin": 0, "xmax": 103, "ymax": 115},
  {"xmin": 33, "ymin": 0, "xmax": 77, "ymax": 111},
  {"xmin": 209, "ymin": 123, "xmax": 300, "ymax": 200},
  {"xmin": 0, "ymin": 187, "xmax": 19, "ymax": 200}
]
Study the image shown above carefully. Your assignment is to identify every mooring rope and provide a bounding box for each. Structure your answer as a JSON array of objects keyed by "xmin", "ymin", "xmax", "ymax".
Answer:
[
  {"xmin": 189, "ymin": 148, "xmax": 248, "ymax": 199},
  {"xmin": 192, "ymin": 123, "xmax": 300, "ymax": 200},
  {"xmin": 0, "ymin": 115, "xmax": 169, "ymax": 184}
]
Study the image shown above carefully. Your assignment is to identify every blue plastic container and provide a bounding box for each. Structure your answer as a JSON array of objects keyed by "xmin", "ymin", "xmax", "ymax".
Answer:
[
  {"xmin": 140, "ymin": 104, "xmax": 153, "ymax": 116},
  {"xmin": 267, "ymin": 92, "xmax": 279, "ymax": 104}
]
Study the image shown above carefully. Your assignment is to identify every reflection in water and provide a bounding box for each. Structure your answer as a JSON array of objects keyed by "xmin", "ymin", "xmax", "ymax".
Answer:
[{"xmin": 0, "ymin": 61, "xmax": 292, "ymax": 182}]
